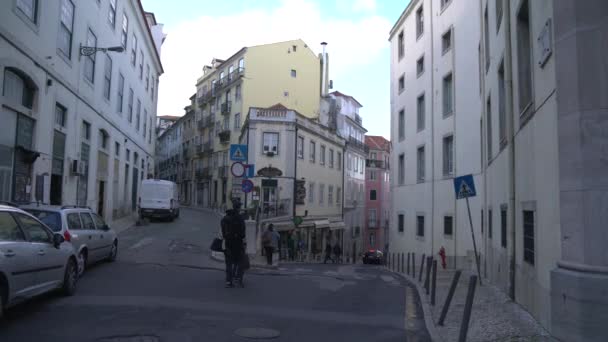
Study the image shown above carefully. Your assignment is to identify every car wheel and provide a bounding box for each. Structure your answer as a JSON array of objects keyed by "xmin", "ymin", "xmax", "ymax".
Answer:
[
  {"xmin": 78, "ymin": 250, "xmax": 88, "ymax": 277},
  {"xmin": 107, "ymin": 240, "xmax": 118, "ymax": 262},
  {"xmin": 62, "ymin": 258, "xmax": 78, "ymax": 296}
]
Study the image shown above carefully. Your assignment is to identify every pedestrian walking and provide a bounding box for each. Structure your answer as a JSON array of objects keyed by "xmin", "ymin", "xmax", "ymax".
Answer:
[
  {"xmin": 287, "ymin": 232, "xmax": 295, "ymax": 261},
  {"xmin": 323, "ymin": 242, "xmax": 333, "ymax": 264},
  {"xmin": 297, "ymin": 239, "xmax": 305, "ymax": 261},
  {"xmin": 221, "ymin": 198, "xmax": 246, "ymax": 288},
  {"xmin": 333, "ymin": 242, "xmax": 341, "ymax": 264},
  {"xmin": 262, "ymin": 224, "xmax": 280, "ymax": 266}
]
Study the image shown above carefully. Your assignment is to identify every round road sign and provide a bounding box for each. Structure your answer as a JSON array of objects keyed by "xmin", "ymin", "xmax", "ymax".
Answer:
[
  {"xmin": 231, "ymin": 162, "xmax": 245, "ymax": 177},
  {"xmin": 242, "ymin": 179, "xmax": 254, "ymax": 193}
]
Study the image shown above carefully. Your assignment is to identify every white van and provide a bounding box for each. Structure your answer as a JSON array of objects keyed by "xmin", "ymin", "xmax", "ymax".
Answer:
[{"xmin": 139, "ymin": 179, "xmax": 180, "ymax": 221}]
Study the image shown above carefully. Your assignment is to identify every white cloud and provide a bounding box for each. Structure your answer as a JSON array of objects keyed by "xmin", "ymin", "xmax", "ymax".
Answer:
[
  {"xmin": 156, "ymin": 0, "xmax": 390, "ymax": 117},
  {"xmin": 353, "ymin": 0, "xmax": 377, "ymax": 12}
]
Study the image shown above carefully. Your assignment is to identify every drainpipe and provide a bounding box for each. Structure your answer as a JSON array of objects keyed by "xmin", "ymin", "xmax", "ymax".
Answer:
[
  {"xmin": 451, "ymin": 21, "xmax": 458, "ymax": 269},
  {"xmin": 429, "ymin": 0, "xmax": 436, "ymax": 257},
  {"xmin": 479, "ymin": 0, "xmax": 488, "ymax": 281},
  {"xmin": 504, "ymin": 0, "xmax": 517, "ymax": 301}
]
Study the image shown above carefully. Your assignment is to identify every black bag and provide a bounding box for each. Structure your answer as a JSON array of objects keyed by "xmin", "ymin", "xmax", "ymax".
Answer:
[
  {"xmin": 210, "ymin": 237, "xmax": 223, "ymax": 252},
  {"xmin": 240, "ymin": 253, "xmax": 251, "ymax": 270}
]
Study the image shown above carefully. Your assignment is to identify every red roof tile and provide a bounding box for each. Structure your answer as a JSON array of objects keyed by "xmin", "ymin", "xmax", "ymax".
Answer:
[{"xmin": 365, "ymin": 135, "xmax": 390, "ymax": 152}]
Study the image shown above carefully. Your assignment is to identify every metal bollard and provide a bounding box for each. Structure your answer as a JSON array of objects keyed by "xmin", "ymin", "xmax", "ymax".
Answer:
[
  {"xmin": 407, "ymin": 253, "xmax": 411, "ymax": 275},
  {"xmin": 438, "ymin": 270, "xmax": 462, "ymax": 326},
  {"xmin": 431, "ymin": 260, "xmax": 438, "ymax": 305},
  {"xmin": 419, "ymin": 254, "xmax": 426, "ymax": 282},
  {"xmin": 424, "ymin": 256, "xmax": 432, "ymax": 295},
  {"xmin": 458, "ymin": 275, "xmax": 478, "ymax": 342}
]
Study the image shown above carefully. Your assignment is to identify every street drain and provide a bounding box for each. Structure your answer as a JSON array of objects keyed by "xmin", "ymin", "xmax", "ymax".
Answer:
[
  {"xmin": 98, "ymin": 335, "xmax": 160, "ymax": 342},
  {"xmin": 234, "ymin": 328, "xmax": 280, "ymax": 339}
]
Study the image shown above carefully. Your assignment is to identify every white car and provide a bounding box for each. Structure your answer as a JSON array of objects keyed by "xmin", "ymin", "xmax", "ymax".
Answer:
[
  {"xmin": 0, "ymin": 204, "xmax": 78, "ymax": 319},
  {"xmin": 20, "ymin": 204, "xmax": 118, "ymax": 276}
]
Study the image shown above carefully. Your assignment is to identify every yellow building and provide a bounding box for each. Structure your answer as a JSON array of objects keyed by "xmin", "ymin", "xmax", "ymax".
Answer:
[{"xmin": 191, "ymin": 39, "xmax": 325, "ymax": 208}]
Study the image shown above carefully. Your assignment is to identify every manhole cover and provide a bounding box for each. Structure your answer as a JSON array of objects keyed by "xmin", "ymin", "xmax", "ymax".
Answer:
[
  {"xmin": 99, "ymin": 335, "xmax": 160, "ymax": 342},
  {"xmin": 234, "ymin": 328, "xmax": 280, "ymax": 339}
]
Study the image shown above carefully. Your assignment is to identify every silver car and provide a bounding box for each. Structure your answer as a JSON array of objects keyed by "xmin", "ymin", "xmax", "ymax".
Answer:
[
  {"xmin": 0, "ymin": 204, "xmax": 78, "ymax": 319},
  {"xmin": 20, "ymin": 205, "xmax": 118, "ymax": 275}
]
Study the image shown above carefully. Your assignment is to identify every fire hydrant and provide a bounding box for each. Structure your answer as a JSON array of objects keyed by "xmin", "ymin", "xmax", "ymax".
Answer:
[{"xmin": 438, "ymin": 246, "xmax": 447, "ymax": 269}]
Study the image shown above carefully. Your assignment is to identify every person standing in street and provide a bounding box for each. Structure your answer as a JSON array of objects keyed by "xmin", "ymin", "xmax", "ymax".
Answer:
[
  {"xmin": 323, "ymin": 242, "xmax": 333, "ymax": 264},
  {"xmin": 221, "ymin": 198, "xmax": 246, "ymax": 288},
  {"xmin": 333, "ymin": 242, "xmax": 341, "ymax": 264},
  {"xmin": 262, "ymin": 224, "xmax": 279, "ymax": 266}
]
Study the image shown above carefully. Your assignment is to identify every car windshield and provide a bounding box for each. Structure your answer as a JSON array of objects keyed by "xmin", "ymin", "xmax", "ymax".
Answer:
[{"xmin": 25, "ymin": 210, "xmax": 62, "ymax": 232}]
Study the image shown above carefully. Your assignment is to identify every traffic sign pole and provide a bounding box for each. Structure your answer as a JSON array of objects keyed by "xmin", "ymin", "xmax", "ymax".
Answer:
[{"xmin": 466, "ymin": 196, "xmax": 482, "ymax": 286}]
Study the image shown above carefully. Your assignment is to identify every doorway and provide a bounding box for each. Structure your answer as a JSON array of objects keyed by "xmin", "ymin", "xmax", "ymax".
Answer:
[
  {"xmin": 50, "ymin": 174, "xmax": 62, "ymax": 205},
  {"xmin": 97, "ymin": 181, "xmax": 105, "ymax": 216},
  {"xmin": 131, "ymin": 167, "xmax": 138, "ymax": 211}
]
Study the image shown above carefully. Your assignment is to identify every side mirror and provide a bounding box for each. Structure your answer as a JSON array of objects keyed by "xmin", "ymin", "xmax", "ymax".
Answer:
[{"xmin": 53, "ymin": 233, "xmax": 65, "ymax": 248}]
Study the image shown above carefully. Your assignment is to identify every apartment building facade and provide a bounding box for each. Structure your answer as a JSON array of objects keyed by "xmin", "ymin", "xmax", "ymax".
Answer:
[
  {"xmin": 190, "ymin": 39, "xmax": 323, "ymax": 211},
  {"xmin": 0, "ymin": 0, "xmax": 163, "ymax": 224},
  {"xmin": 389, "ymin": 0, "xmax": 483, "ymax": 268},
  {"xmin": 479, "ymin": 0, "xmax": 608, "ymax": 340},
  {"xmin": 364, "ymin": 135, "xmax": 390, "ymax": 252}
]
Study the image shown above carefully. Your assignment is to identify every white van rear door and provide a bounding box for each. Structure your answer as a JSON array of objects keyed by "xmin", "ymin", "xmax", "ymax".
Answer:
[{"xmin": 140, "ymin": 183, "xmax": 172, "ymax": 209}]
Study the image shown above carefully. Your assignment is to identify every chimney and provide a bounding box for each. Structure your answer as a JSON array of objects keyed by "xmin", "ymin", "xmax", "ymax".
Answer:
[{"xmin": 321, "ymin": 42, "xmax": 328, "ymax": 97}]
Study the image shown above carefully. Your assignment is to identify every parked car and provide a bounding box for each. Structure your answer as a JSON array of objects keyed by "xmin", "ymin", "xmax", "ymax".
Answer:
[
  {"xmin": 139, "ymin": 179, "xmax": 180, "ymax": 221},
  {"xmin": 363, "ymin": 249, "xmax": 384, "ymax": 264},
  {"xmin": 0, "ymin": 204, "xmax": 78, "ymax": 319},
  {"xmin": 20, "ymin": 204, "xmax": 118, "ymax": 276}
]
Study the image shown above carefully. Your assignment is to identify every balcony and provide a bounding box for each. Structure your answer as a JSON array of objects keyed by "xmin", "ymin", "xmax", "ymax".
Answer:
[
  {"xmin": 219, "ymin": 130, "xmax": 231, "ymax": 144},
  {"xmin": 204, "ymin": 115, "xmax": 215, "ymax": 127},
  {"xmin": 348, "ymin": 136, "xmax": 369, "ymax": 153},
  {"xmin": 366, "ymin": 159, "xmax": 387, "ymax": 169},
  {"xmin": 196, "ymin": 167, "xmax": 211, "ymax": 180},
  {"xmin": 260, "ymin": 198, "xmax": 292, "ymax": 219},
  {"xmin": 218, "ymin": 166, "xmax": 228, "ymax": 178},
  {"xmin": 355, "ymin": 113, "xmax": 362, "ymax": 125},
  {"xmin": 221, "ymin": 101, "xmax": 232, "ymax": 115},
  {"xmin": 197, "ymin": 119, "xmax": 205, "ymax": 130},
  {"xmin": 368, "ymin": 220, "xmax": 380, "ymax": 229}
]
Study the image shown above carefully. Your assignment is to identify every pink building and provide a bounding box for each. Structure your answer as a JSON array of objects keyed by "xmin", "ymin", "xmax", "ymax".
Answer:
[{"xmin": 364, "ymin": 136, "xmax": 391, "ymax": 252}]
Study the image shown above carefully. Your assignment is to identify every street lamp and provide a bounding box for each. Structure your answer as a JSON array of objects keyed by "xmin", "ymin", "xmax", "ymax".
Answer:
[{"xmin": 79, "ymin": 44, "xmax": 124, "ymax": 57}]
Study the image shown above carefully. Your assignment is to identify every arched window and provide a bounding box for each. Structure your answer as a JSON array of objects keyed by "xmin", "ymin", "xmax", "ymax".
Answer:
[{"xmin": 2, "ymin": 68, "xmax": 36, "ymax": 109}]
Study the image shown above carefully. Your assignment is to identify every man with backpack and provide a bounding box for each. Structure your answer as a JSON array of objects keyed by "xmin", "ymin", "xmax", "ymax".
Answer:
[
  {"xmin": 221, "ymin": 198, "xmax": 246, "ymax": 288},
  {"xmin": 262, "ymin": 224, "xmax": 279, "ymax": 266}
]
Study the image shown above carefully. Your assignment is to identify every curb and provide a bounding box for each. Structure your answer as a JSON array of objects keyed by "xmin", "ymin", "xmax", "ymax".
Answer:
[{"xmin": 388, "ymin": 268, "xmax": 442, "ymax": 342}]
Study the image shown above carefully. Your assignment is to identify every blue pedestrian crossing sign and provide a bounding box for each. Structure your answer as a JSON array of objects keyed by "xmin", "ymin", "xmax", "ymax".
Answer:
[
  {"xmin": 230, "ymin": 144, "xmax": 248, "ymax": 161},
  {"xmin": 453, "ymin": 174, "xmax": 477, "ymax": 199}
]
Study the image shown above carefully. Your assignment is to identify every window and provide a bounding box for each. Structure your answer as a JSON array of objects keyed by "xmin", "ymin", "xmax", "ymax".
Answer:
[
  {"xmin": 127, "ymin": 88, "xmax": 134, "ymax": 122},
  {"xmin": 66, "ymin": 213, "xmax": 82, "ymax": 230},
  {"xmin": 234, "ymin": 113, "xmax": 241, "ymax": 129},
  {"xmin": 440, "ymin": 0, "xmax": 451, "ymax": 10},
  {"xmin": 91, "ymin": 213, "xmax": 107, "ymax": 230},
  {"xmin": 103, "ymin": 55, "xmax": 112, "ymax": 100},
  {"xmin": 320, "ymin": 145, "xmax": 326, "ymax": 165},
  {"xmin": 82, "ymin": 121, "xmax": 91, "ymax": 140},
  {"xmin": 487, "ymin": 96, "xmax": 493, "ymax": 161},
  {"xmin": 143, "ymin": 110, "xmax": 147, "ymax": 137},
  {"xmin": 238, "ymin": 58, "xmax": 244, "ymax": 71},
  {"xmin": 145, "ymin": 65, "xmax": 150, "ymax": 91},
  {"xmin": 517, "ymin": 0, "xmax": 533, "ymax": 117},
  {"xmin": 523, "ymin": 210, "xmax": 534, "ymax": 265},
  {"xmin": 488, "ymin": 209, "xmax": 493, "ymax": 239},
  {"xmin": 151, "ymin": 77, "xmax": 155, "ymax": 100},
  {"xmin": 80, "ymin": 213, "xmax": 96, "ymax": 230},
  {"xmin": 310, "ymin": 141, "xmax": 316, "ymax": 162},
  {"xmin": 416, "ymin": 215, "xmax": 425, "ymax": 237},
  {"xmin": 416, "ymin": 6, "xmax": 424, "ymax": 38},
  {"xmin": 369, "ymin": 209, "xmax": 377, "ymax": 227},
  {"xmin": 15, "ymin": 214, "xmax": 50, "ymax": 243},
  {"xmin": 121, "ymin": 13, "xmax": 128, "ymax": 49},
  {"xmin": 398, "ymin": 214, "xmax": 404, "ymax": 232},
  {"xmin": 398, "ymin": 75, "xmax": 405, "ymax": 92},
  {"xmin": 484, "ymin": 5, "xmax": 490, "ymax": 72},
  {"xmin": 84, "ymin": 29, "xmax": 97, "ymax": 83},
  {"xmin": 108, "ymin": 0, "xmax": 117, "ymax": 27},
  {"xmin": 370, "ymin": 170, "xmax": 377, "ymax": 180},
  {"xmin": 131, "ymin": 34, "xmax": 137, "ymax": 66},
  {"xmin": 336, "ymin": 187, "xmax": 341, "ymax": 205},
  {"xmin": 498, "ymin": 61, "xmax": 506, "ymax": 145},
  {"xmin": 291, "ymin": 69, "xmax": 297, "ymax": 78},
  {"xmin": 263, "ymin": 132, "xmax": 279, "ymax": 154},
  {"xmin": 297, "ymin": 136, "xmax": 304, "ymax": 159},
  {"xmin": 370, "ymin": 190, "xmax": 377, "ymax": 201},
  {"xmin": 354, "ymin": 156, "xmax": 358, "ymax": 172},
  {"xmin": 308, "ymin": 183, "xmax": 315, "ymax": 203},
  {"xmin": 417, "ymin": 146, "xmax": 425, "ymax": 182},
  {"xmin": 3, "ymin": 68, "xmax": 35, "ymax": 109},
  {"xmin": 443, "ymin": 135, "xmax": 454, "ymax": 176},
  {"xmin": 319, "ymin": 184, "xmax": 325, "ymax": 206},
  {"xmin": 328, "ymin": 186, "xmax": 333, "ymax": 206},
  {"xmin": 501, "ymin": 208, "xmax": 507, "ymax": 248},
  {"xmin": 442, "ymin": 29, "xmax": 452, "ymax": 54},
  {"xmin": 444, "ymin": 216, "xmax": 453, "ymax": 236},
  {"xmin": 0, "ymin": 212, "xmax": 25, "ymax": 241},
  {"xmin": 416, "ymin": 56, "xmax": 424, "ymax": 76},
  {"xmin": 398, "ymin": 154, "xmax": 405, "ymax": 185},
  {"xmin": 397, "ymin": 30, "xmax": 404, "ymax": 60},
  {"xmin": 337, "ymin": 152, "xmax": 342, "ymax": 170},
  {"xmin": 417, "ymin": 94, "xmax": 425, "ymax": 131},
  {"xmin": 329, "ymin": 149, "xmax": 334, "ymax": 168},
  {"xmin": 117, "ymin": 73, "xmax": 124, "ymax": 113},
  {"xmin": 136, "ymin": 99, "xmax": 141, "ymax": 131},
  {"xmin": 16, "ymin": 0, "xmax": 38, "ymax": 23},
  {"xmin": 55, "ymin": 103, "xmax": 67, "ymax": 127},
  {"xmin": 58, "ymin": 0, "xmax": 74, "ymax": 58},
  {"xmin": 99, "ymin": 130, "xmax": 108, "ymax": 149},
  {"xmin": 496, "ymin": 0, "xmax": 503, "ymax": 32},
  {"xmin": 139, "ymin": 51, "xmax": 144, "ymax": 79},
  {"xmin": 115, "ymin": 142, "xmax": 120, "ymax": 156},
  {"xmin": 443, "ymin": 73, "xmax": 453, "ymax": 116}
]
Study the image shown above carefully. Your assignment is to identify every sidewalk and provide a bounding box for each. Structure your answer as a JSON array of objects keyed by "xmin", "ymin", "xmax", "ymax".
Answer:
[
  {"xmin": 109, "ymin": 212, "xmax": 138, "ymax": 235},
  {"xmin": 388, "ymin": 263, "xmax": 556, "ymax": 342}
]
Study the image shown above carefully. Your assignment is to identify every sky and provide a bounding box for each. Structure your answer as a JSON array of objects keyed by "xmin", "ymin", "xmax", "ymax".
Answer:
[{"xmin": 142, "ymin": 0, "xmax": 409, "ymax": 139}]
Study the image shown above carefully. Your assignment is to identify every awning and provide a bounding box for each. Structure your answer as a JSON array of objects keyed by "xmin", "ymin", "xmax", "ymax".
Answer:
[
  {"xmin": 314, "ymin": 220, "xmax": 330, "ymax": 229},
  {"xmin": 329, "ymin": 222, "xmax": 345, "ymax": 230}
]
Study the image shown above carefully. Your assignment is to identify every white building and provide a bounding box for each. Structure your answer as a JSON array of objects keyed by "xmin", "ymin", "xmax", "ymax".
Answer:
[
  {"xmin": 388, "ymin": 0, "xmax": 483, "ymax": 268},
  {"xmin": 0, "ymin": 0, "xmax": 164, "ymax": 224}
]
